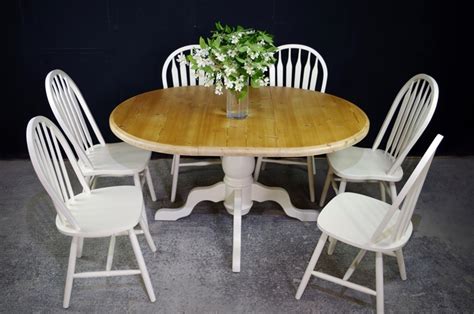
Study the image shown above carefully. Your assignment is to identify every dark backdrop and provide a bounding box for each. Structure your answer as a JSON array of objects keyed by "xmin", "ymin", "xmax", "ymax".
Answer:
[{"xmin": 4, "ymin": 0, "xmax": 469, "ymax": 158}]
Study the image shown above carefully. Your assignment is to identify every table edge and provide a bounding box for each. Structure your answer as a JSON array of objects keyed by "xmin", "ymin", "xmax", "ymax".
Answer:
[{"xmin": 110, "ymin": 106, "xmax": 370, "ymax": 157}]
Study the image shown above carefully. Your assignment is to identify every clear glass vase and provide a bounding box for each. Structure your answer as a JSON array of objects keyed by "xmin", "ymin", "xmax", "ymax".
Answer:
[{"xmin": 226, "ymin": 89, "xmax": 249, "ymax": 119}]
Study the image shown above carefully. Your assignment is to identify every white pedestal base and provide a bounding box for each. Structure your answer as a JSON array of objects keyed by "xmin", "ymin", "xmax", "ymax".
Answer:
[{"xmin": 155, "ymin": 156, "xmax": 318, "ymax": 272}]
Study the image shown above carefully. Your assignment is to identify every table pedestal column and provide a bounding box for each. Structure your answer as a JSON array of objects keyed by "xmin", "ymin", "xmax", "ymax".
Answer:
[{"xmin": 155, "ymin": 156, "xmax": 318, "ymax": 272}]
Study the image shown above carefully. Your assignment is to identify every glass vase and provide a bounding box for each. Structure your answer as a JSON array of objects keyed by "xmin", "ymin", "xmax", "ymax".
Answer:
[{"xmin": 226, "ymin": 89, "xmax": 249, "ymax": 119}]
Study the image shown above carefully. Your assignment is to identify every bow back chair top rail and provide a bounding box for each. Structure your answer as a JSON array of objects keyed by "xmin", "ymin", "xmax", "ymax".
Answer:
[
  {"xmin": 26, "ymin": 116, "xmax": 156, "ymax": 308},
  {"xmin": 320, "ymin": 73, "xmax": 439, "ymax": 207},
  {"xmin": 162, "ymin": 45, "xmax": 221, "ymax": 202},
  {"xmin": 296, "ymin": 134, "xmax": 444, "ymax": 314},
  {"xmin": 254, "ymin": 44, "xmax": 329, "ymax": 202},
  {"xmin": 45, "ymin": 69, "xmax": 157, "ymax": 202}
]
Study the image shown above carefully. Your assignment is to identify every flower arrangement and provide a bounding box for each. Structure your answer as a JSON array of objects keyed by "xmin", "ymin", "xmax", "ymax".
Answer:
[{"xmin": 186, "ymin": 22, "xmax": 277, "ymax": 100}]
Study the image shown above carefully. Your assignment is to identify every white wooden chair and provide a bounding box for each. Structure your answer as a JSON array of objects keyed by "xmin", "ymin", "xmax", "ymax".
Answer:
[
  {"xmin": 45, "ymin": 69, "xmax": 157, "ymax": 202},
  {"xmin": 162, "ymin": 44, "xmax": 221, "ymax": 202},
  {"xmin": 26, "ymin": 116, "xmax": 156, "ymax": 308},
  {"xmin": 296, "ymin": 134, "xmax": 443, "ymax": 313},
  {"xmin": 319, "ymin": 74, "xmax": 438, "ymax": 257},
  {"xmin": 253, "ymin": 44, "xmax": 329, "ymax": 202}
]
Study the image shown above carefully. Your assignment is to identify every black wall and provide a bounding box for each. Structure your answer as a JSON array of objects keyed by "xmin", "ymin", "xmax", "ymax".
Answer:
[{"xmin": 5, "ymin": 0, "xmax": 470, "ymax": 158}]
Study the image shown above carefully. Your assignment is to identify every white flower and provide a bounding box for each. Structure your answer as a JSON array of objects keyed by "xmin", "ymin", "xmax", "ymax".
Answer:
[
  {"xmin": 234, "ymin": 81, "xmax": 244, "ymax": 92},
  {"xmin": 249, "ymin": 51, "xmax": 259, "ymax": 60},
  {"xmin": 214, "ymin": 51, "xmax": 226, "ymax": 62},
  {"xmin": 231, "ymin": 35, "xmax": 239, "ymax": 44},
  {"xmin": 257, "ymin": 64, "xmax": 268, "ymax": 72},
  {"xmin": 244, "ymin": 64, "xmax": 255, "ymax": 76},
  {"xmin": 196, "ymin": 57, "xmax": 208, "ymax": 68},
  {"xmin": 223, "ymin": 65, "xmax": 236, "ymax": 76},
  {"xmin": 195, "ymin": 48, "xmax": 209, "ymax": 58},
  {"xmin": 263, "ymin": 52, "xmax": 273, "ymax": 62},
  {"xmin": 224, "ymin": 77, "xmax": 234, "ymax": 90},
  {"xmin": 215, "ymin": 81, "xmax": 223, "ymax": 95},
  {"xmin": 176, "ymin": 53, "xmax": 188, "ymax": 65},
  {"xmin": 227, "ymin": 49, "xmax": 237, "ymax": 58},
  {"xmin": 256, "ymin": 77, "xmax": 270, "ymax": 87}
]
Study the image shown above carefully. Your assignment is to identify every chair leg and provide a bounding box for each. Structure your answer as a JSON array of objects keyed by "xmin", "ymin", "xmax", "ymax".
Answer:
[
  {"xmin": 144, "ymin": 166, "xmax": 157, "ymax": 201},
  {"xmin": 343, "ymin": 249, "xmax": 367, "ymax": 281},
  {"xmin": 389, "ymin": 182, "xmax": 397, "ymax": 203},
  {"xmin": 63, "ymin": 237, "xmax": 78, "ymax": 309},
  {"xmin": 170, "ymin": 154, "xmax": 176, "ymax": 175},
  {"xmin": 295, "ymin": 232, "xmax": 329, "ymax": 299},
  {"xmin": 133, "ymin": 174, "xmax": 142, "ymax": 192},
  {"xmin": 327, "ymin": 179, "xmax": 346, "ymax": 255},
  {"xmin": 338, "ymin": 179, "xmax": 347, "ymax": 194},
  {"xmin": 307, "ymin": 156, "xmax": 315, "ymax": 202},
  {"xmin": 375, "ymin": 252, "xmax": 384, "ymax": 314},
  {"xmin": 311, "ymin": 156, "xmax": 316, "ymax": 175},
  {"xmin": 379, "ymin": 182, "xmax": 386, "ymax": 203},
  {"xmin": 76, "ymin": 237, "xmax": 84, "ymax": 258},
  {"xmin": 106, "ymin": 235, "xmax": 116, "ymax": 271},
  {"xmin": 140, "ymin": 214, "xmax": 157, "ymax": 252},
  {"xmin": 254, "ymin": 157, "xmax": 263, "ymax": 181},
  {"xmin": 395, "ymin": 248, "xmax": 407, "ymax": 280},
  {"xmin": 327, "ymin": 237, "xmax": 337, "ymax": 255},
  {"xmin": 171, "ymin": 155, "xmax": 180, "ymax": 202},
  {"xmin": 129, "ymin": 229, "xmax": 156, "ymax": 302},
  {"xmin": 319, "ymin": 167, "xmax": 333, "ymax": 207}
]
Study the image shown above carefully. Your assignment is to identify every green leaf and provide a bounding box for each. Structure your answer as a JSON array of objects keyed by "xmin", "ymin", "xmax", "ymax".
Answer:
[
  {"xmin": 186, "ymin": 55, "xmax": 195, "ymax": 63},
  {"xmin": 237, "ymin": 86, "xmax": 248, "ymax": 101},
  {"xmin": 251, "ymin": 77, "xmax": 260, "ymax": 88},
  {"xmin": 199, "ymin": 37, "xmax": 208, "ymax": 49},
  {"xmin": 215, "ymin": 21, "xmax": 223, "ymax": 31},
  {"xmin": 202, "ymin": 65, "xmax": 214, "ymax": 73},
  {"xmin": 214, "ymin": 36, "xmax": 221, "ymax": 48}
]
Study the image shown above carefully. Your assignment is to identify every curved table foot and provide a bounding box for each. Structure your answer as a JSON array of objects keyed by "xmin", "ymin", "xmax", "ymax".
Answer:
[
  {"xmin": 154, "ymin": 182, "xmax": 226, "ymax": 221},
  {"xmin": 251, "ymin": 183, "xmax": 318, "ymax": 222}
]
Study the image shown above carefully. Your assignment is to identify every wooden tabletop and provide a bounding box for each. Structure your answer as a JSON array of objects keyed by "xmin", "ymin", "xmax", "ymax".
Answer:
[{"xmin": 110, "ymin": 86, "xmax": 369, "ymax": 157}]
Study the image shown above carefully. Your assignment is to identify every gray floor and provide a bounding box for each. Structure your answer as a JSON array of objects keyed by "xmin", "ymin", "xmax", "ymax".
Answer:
[{"xmin": 0, "ymin": 157, "xmax": 473, "ymax": 313}]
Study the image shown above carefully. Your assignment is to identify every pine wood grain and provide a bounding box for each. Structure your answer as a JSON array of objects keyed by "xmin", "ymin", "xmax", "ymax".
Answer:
[{"xmin": 110, "ymin": 86, "xmax": 369, "ymax": 157}]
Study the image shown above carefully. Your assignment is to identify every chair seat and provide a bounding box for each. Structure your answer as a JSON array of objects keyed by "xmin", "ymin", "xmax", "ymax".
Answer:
[
  {"xmin": 57, "ymin": 186, "xmax": 143, "ymax": 237},
  {"xmin": 318, "ymin": 192, "xmax": 413, "ymax": 252},
  {"xmin": 327, "ymin": 147, "xmax": 403, "ymax": 182},
  {"xmin": 79, "ymin": 142, "xmax": 151, "ymax": 176}
]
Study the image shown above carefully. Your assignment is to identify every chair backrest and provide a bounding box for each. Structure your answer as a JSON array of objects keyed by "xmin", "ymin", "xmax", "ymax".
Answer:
[
  {"xmin": 372, "ymin": 74, "xmax": 439, "ymax": 174},
  {"xmin": 161, "ymin": 44, "xmax": 206, "ymax": 89},
  {"xmin": 45, "ymin": 69, "xmax": 105, "ymax": 169},
  {"xmin": 371, "ymin": 134, "xmax": 443, "ymax": 244},
  {"xmin": 269, "ymin": 44, "xmax": 328, "ymax": 92},
  {"xmin": 26, "ymin": 116, "xmax": 91, "ymax": 231}
]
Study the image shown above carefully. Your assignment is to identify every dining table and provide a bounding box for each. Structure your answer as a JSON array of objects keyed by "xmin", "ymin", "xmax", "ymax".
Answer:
[{"xmin": 110, "ymin": 85, "xmax": 369, "ymax": 272}]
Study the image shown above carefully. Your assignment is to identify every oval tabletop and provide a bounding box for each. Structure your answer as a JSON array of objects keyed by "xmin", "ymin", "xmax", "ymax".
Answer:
[{"xmin": 110, "ymin": 86, "xmax": 369, "ymax": 157}]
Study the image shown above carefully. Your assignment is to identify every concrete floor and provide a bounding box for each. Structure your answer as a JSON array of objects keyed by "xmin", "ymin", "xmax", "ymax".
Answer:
[{"xmin": 0, "ymin": 157, "xmax": 473, "ymax": 312}]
